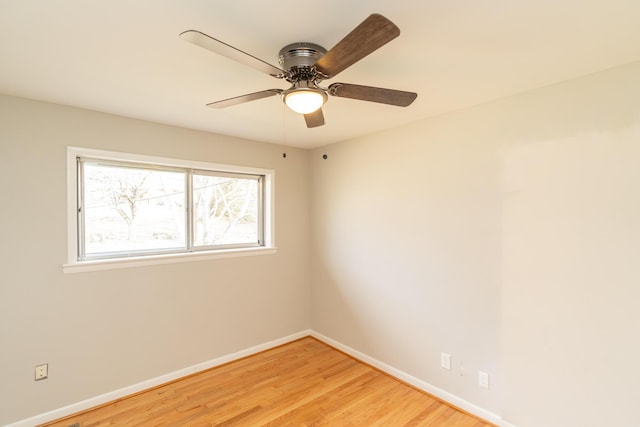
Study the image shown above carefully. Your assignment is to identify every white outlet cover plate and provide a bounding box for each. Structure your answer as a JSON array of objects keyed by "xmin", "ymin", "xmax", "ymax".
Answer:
[
  {"xmin": 35, "ymin": 364, "xmax": 48, "ymax": 381},
  {"xmin": 479, "ymin": 371, "xmax": 489, "ymax": 389},
  {"xmin": 440, "ymin": 353, "xmax": 451, "ymax": 370}
]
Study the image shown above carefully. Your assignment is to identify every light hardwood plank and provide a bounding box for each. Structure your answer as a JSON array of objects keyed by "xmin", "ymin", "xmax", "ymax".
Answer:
[{"xmin": 41, "ymin": 337, "xmax": 495, "ymax": 426}]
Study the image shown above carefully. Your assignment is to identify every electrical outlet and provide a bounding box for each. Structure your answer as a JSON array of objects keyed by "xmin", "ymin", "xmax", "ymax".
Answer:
[
  {"xmin": 479, "ymin": 371, "xmax": 489, "ymax": 389},
  {"xmin": 35, "ymin": 364, "xmax": 48, "ymax": 381},
  {"xmin": 440, "ymin": 353, "xmax": 451, "ymax": 371}
]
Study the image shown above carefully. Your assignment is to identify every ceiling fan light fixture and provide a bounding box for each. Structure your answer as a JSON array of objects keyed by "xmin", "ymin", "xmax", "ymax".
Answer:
[{"xmin": 283, "ymin": 86, "xmax": 327, "ymax": 114}]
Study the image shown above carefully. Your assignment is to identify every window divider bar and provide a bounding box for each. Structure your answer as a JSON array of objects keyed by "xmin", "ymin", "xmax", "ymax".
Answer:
[{"xmin": 186, "ymin": 169, "xmax": 194, "ymax": 252}]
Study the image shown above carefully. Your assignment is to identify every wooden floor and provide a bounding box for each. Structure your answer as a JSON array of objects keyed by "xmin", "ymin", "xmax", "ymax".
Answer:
[{"xmin": 43, "ymin": 337, "xmax": 495, "ymax": 426}]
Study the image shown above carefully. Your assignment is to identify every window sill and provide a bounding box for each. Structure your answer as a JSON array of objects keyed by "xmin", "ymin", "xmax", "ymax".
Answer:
[{"xmin": 62, "ymin": 246, "xmax": 277, "ymax": 274}]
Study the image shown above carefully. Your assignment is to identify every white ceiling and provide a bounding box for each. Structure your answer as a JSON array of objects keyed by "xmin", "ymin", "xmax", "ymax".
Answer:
[{"xmin": 1, "ymin": 1, "xmax": 640, "ymax": 148}]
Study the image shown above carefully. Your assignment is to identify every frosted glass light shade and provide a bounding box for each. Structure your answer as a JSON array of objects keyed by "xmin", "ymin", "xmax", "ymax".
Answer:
[{"xmin": 284, "ymin": 89, "xmax": 326, "ymax": 114}]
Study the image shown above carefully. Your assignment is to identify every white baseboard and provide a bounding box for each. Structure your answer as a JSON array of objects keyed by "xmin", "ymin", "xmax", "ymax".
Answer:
[
  {"xmin": 310, "ymin": 330, "xmax": 503, "ymax": 426},
  {"xmin": 6, "ymin": 330, "xmax": 311, "ymax": 427},
  {"xmin": 9, "ymin": 330, "xmax": 511, "ymax": 427}
]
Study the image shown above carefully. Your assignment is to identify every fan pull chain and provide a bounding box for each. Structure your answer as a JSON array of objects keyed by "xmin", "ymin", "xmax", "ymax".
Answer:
[{"xmin": 282, "ymin": 101, "xmax": 287, "ymax": 146}]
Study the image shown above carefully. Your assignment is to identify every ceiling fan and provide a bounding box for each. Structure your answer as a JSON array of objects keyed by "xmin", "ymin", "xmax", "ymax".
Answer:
[{"xmin": 180, "ymin": 13, "xmax": 417, "ymax": 128}]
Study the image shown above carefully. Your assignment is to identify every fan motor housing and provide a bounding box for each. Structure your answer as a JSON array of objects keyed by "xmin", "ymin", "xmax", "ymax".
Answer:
[{"xmin": 278, "ymin": 42, "xmax": 326, "ymax": 73}]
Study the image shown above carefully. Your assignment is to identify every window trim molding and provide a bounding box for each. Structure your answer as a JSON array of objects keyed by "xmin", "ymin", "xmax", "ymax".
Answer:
[
  {"xmin": 65, "ymin": 147, "xmax": 276, "ymax": 273},
  {"xmin": 62, "ymin": 246, "xmax": 277, "ymax": 274}
]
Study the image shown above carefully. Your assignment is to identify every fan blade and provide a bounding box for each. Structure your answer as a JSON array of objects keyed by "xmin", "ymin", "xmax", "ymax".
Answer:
[
  {"xmin": 207, "ymin": 89, "xmax": 282, "ymax": 108},
  {"xmin": 315, "ymin": 14, "xmax": 400, "ymax": 78},
  {"xmin": 328, "ymin": 83, "xmax": 417, "ymax": 107},
  {"xmin": 180, "ymin": 30, "xmax": 285, "ymax": 77},
  {"xmin": 304, "ymin": 109, "xmax": 325, "ymax": 128}
]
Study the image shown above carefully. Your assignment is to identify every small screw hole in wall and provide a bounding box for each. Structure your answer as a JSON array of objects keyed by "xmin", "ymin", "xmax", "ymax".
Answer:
[
  {"xmin": 282, "ymin": 153, "xmax": 287, "ymax": 158},
  {"xmin": 322, "ymin": 154, "xmax": 328, "ymax": 160}
]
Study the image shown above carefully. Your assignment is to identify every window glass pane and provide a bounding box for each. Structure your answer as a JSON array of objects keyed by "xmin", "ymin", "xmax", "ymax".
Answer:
[
  {"xmin": 82, "ymin": 162, "xmax": 186, "ymax": 257},
  {"xmin": 193, "ymin": 173, "xmax": 260, "ymax": 247}
]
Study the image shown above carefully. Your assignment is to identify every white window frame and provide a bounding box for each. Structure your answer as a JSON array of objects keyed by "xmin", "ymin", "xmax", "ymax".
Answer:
[{"xmin": 64, "ymin": 147, "xmax": 275, "ymax": 273}]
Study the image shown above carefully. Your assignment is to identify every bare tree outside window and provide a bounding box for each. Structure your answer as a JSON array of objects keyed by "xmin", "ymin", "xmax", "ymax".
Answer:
[
  {"xmin": 82, "ymin": 163, "xmax": 186, "ymax": 256},
  {"xmin": 193, "ymin": 174, "xmax": 259, "ymax": 246},
  {"xmin": 77, "ymin": 157, "xmax": 265, "ymax": 261}
]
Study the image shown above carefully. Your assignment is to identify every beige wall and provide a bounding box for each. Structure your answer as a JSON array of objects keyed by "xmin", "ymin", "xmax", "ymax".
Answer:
[
  {"xmin": 498, "ymin": 62, "xmax": 640, "ymax": 426},
  {"xmin": 0, "ymin": 95, "xmax": 311, "ymax": 425},
  {"xmin": 310, "ymin": 60, "xmax": 640, "ymax": 426}
]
